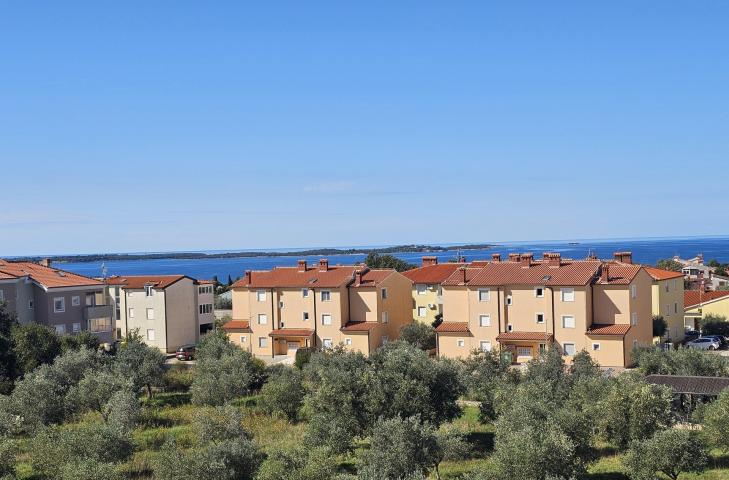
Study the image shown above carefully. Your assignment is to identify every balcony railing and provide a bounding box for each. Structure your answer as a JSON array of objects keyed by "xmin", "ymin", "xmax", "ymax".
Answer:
[{"xmin": 83, "ymin": 305, "xmax": 113, "ymax": 321}]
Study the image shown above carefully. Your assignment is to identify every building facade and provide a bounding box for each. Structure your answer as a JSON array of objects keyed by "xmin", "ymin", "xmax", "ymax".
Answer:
[
  {"xmin": 435, "ymin": 252, "xmax": 653, "ymax": 367},
  {"xmin": 645, "ymin": 267, "xmax": 685, "ymax": 343},
  {"xmin": 403, "ymin": 256, "xmax": 463, "ymax": 325},
  {"xmin": 0, "ymin": 259, "xmax": 113, "ymax": 342},
  {"xmin": 228, "ymin": 259, "xmax": 412, "ymax": 357},
  {"xmin": 684, "ymin": 290, "xmax": 729, "ymax": 330}
]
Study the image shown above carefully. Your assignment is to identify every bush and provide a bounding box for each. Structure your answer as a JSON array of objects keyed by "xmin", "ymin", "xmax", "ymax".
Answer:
[
  {"xmin": 102, "ymin": 389, "xmax": 140, "ymax": 432},
  {"xmin": 259, "ymin": 367, "xmax": 304, "ymax": 421},
  {"xmin": 58, "ymin": 459, "xmax": 124, "ymax": 480},
  {"xmin": 0, "ymin": 437, "xmax": 17, "ymax": 479},
  {"xmin": 256, "ymin": 447, "xmax": 336, "ymax": 480},
  {"xmin": 702, "ymin": 388, "xmax": 729, "ymax": 451},
  {"xmin": 623, "ymin": 429, "xmax": 708, "ymax": 480},
  {"xmin": 700, "ymin": 314, "xmax": 729, "ymax": 336},
  {"xmin": 653, "ymin": 316, "xmax": 667, "ymax": 338},
  {"xmin": 114, "ymin": 333, "xmax": 166, "ymax": 399},
  {"xmin": 66, "ymin": 368, "xmax": 133, "ymax": 414},
  {"xmin": 294, "ymin": 347, "xmax": 313, "ymax": 369},
  {"xmin": 399, "ymin": 322, "xmax": 436, "ymax": 350},
  {"xmin": 633, "ymin": 346, "xmax": 729, "ymax": 377},
  {"xmin": 191, "ymin": 349, "xmax": 264, "ymax": 406},
  {"xmin": 163, "ymin": 367, "xmax": 194, "ymax": 392},
  {"xmin": 10, "ymin": 323, "xmax": 61, "ymax": 375}
]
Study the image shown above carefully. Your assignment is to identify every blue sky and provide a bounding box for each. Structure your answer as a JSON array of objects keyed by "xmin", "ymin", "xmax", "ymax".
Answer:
[{"xmin": 1, "ymin": 1, "xmax": 728, "ymax": 256}]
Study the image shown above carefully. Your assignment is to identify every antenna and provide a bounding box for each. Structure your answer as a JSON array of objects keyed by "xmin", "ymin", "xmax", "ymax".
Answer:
[{"xmin": 101, "ymin": 262, "xmax": 108, "ymax": 279}]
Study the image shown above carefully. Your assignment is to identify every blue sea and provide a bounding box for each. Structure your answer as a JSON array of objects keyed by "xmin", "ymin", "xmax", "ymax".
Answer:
[{"xmin": 51, "ymin": 236, "xmax": 729, "ymax": 282}]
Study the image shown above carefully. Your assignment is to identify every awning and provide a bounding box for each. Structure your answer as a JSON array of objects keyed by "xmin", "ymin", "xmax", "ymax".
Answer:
[
  {"xmin": 496, "ymin": 331, "xmax": 553, "ymax": 342},
  {"xmin": 435, "ymin": 322, "xmax": 471, "ymax": 334},
  {"xmin": 268, "ymin": 328, "xmax": 314, "ymax": 338},
  {"xmin": 586, "ymin": 324, "xmax": 631, "ymax": 336}
]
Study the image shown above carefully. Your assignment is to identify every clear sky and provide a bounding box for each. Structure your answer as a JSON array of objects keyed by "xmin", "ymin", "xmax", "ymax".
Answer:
[{"xmin": 1, "ymin": 1, "xmax": 728, "ymax": 256}]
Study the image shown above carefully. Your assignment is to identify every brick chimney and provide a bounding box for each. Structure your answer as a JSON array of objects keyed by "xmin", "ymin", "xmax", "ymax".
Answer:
[
  {"xmin": 520, "ymin": 253, "xmax": 533, "ymax": 267},
  {"xmin": 244, "ymin": 270, "xmax": 252, "ymax": 285},
  {"xmin": 600, "ymin": 264, "xmax": 610, "ymax": 283},
  {"xmin": 297, "ymin": 259, "xmax": 307, "ymax": 272},
  {"xmin": 319, "ymin": 259, "xmax": 329, "ymax": 272},
  {"xmin": 613, "ymin": 252, "xmax": 633, "ymax": 264},
  {"xmin": 38, "ymin": 258, "xmax": 51, "ymax": 267},
  {"xmin": 543, "ymin": 252, "xmax": 561, "ymax": 267},
  {"xmin": 508, "ymin": 253, "xmax": 520, "ymax": 262},
  {"xmin": 422, "ymin": 256, "xmax": 438, "ymax": 267},
  {"xmin": 491, "ymin": 253, "xmax": 501, "ymax": 263},
  {"xmin": 355, "ymin": 269, "xmax": 364, "ymax": 286},
  {"xmin": 460, "ymin": 266, "xmax": 467, "ymax": 283}
]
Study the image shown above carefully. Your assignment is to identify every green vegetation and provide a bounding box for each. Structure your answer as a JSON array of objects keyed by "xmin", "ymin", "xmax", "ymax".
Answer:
[
  {"xmin": 399, "ymin": 322, "xmax": 437, "ymax": 350},
  {"xmin": 364, "ymin": 252, "xmax": 417, "ymax": 272},
  {"xmin": 656, "ymin": 258, "xmax": 684, "ymax": 272},
  {"xmin": 701, "ymin": 314, "xmax": 729, "ymax": 336}
]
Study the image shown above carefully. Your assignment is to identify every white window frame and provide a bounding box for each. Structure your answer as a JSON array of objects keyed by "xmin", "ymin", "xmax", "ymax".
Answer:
[
  {"xmin": 382, "ymin": 311, "xmax": 389, "ymax": 324},
  {"xmin": 259, "ymin": 337, "xmax": 268, "ymax": 348},
  {"xmin": 240, "ymin": 335, "xmax": 247, "ymax": 343},
  {"xmin": 534, "ymin": 286, "xmax": 545, "ymax": 298},
  {"xmin": 563, "ymin": 343, "xmax": 576, "ymax": 356},
  {"xmin": 507, "ymin": 324, "xmax": 513, "ymax": 332},
  {"xmin": 258, "ymin": 313, "xmax": 268, "ymax": 325},
  {"xmin": 592, "ymin": 343, "xmax": 601, "ymax": 351},
  {"xmin": 478, "ymin": 289, "xmax": 490, "ymax": 302},
  {"xmin": 53, "ymin": 297, "xmax": 65, "ymax": 313},
  {"xmin": 416, "ymin": 284, "xmax": 427, "ymax": 295},
  {"xmin": 129, "ymin": 307, "xmax": 135, "ymax": 318},
  {"xmin": 456, "ymin": 339, "xmax": 465, "ymax": 347},
  {"xmin": 345, "ymin": 337, "xmax": 352, "ymax": 346},
  {"xmin": 381, "ymin": 288, "xmax": 388, "ymax": 299},
  {"xmin": 562, "ymin": 315, "xmax": 575, "ymax": 329},
  {"xmin": 417, "ymin": 306, "xmax": 427, "ymax": 318},
  {"xmin": 321, "ymin": 290, "xmax": 331, "ymax": 302},
  {"xmin": 146, "ymin": 328, "xmax": 156, "ymax": 341},
  {"xmin": 302, "ymin": 312, "xmax": 309, "ymax": 321},
  {"xmin": 516, "ymin": 346, "xmax": 533, "ymax": 357},
  {"xmin": 631, "ymin": 312, "xmax": 638, "ymax": 326},
  {"xmin": 55, "ymin": 324, "xmax": 66, "ymax": 335},
  {"xmin": 321, "ymin": 314, "xmax": 332, "ymax": 326},
  {"xmin": 480, "ymin": 341, "xmax": 492, "ymax": 352},
  {"xmin": 561, "ymin": 288, "xmax": 575, "ymax": 302},
  {"xmin": 145, "ymin": 284, "xmax": 154, "ymax": 297},
  {"xmin": 72, "ymin": 322, "xmax": 81, "ymax": 333},
  {"xmin": 71, "ymin": 296, "xmax": 80, "ymax": 307},
  {"xmin": 256, "ymin": 290, "xmax": 266, "ymax": 302},
  {"xmin": 631, "ymin": 285, "xmax": 637, "ymax": 299},
  {"xmin": 199, "ymin": 304, "xmax": 213, "ymax": 315},
  {"xmin": 146, "ymin": 308, "xmax": 155, "ymax": 320},
  {"xmin": 302, "ymin": 288, "xmax": 309, "ymax": 298},
  {"xmin": 665, "ymin": 304, "xmax": 670, "ymax": 316},
  {"xmin": 506, "ymin": 295, "xmax": 513, "ymax": 306},
  {"xmin": 535, "ymin": 312, "xmax": 545, "ymax": 324},
  {"xmin": 322, "ymin": 338, "xmax": 333, "ymax": 348},
  {"xmin": 479, "ymin": 314, "xmax": 491, "ymax": 327}
]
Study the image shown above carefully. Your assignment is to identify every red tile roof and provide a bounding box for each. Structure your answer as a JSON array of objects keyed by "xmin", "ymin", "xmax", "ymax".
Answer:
[
  {"xmin": 104, "ymin": 275, "xmax": 188, "ymax": 289},
  {"xmin": 0, "ymin": 261, "xmax": 103, "ymax": 289},
  {"xmin": 685, "ymin": 290, "xmax": 729, "ymax": 308},
  {"xmin": 496, "ymin": 331, "xmax": 553, "ymax": 341},
  {"xmin": 645, "ymin": 267, "xmax": 684, "ymax": 281},
  {"xmin": 595, "ymin": 263, "xmax": 642, "ymax": 285},
  {"xmin": 223, "ymin": 320, "xmax": 251, "ymax": 332},
  {"xmin": 443, "ymin": 260, "xmax": 602, "ymax": 287},
  {"xmin": 353, "ymin": 269, "xmax": 394, "ymax": 287},
  {"xmin": 234, "ymin": 265, "xmax": 357, "ymax": 289},
  {"xmin": 341, "ymin": 321, "xmax": 380, "ymax": 332},
  {"xmin": 586, "ymin": 324, "xmax": 631, "ymax": 336},
  {"xmin": 196, "ymin": 279, "xmax": 214, "ymax": 285},
  {"xmin": 268, "ymin": 328, "xmax": 314, "ymax": 337},
  {"xmin": 435, "ymin": 322, "xmax": 471, "ymax": 333},
  {"xmin": 403, "ymin": 263, "xmax": 463, "ymax": 284}
]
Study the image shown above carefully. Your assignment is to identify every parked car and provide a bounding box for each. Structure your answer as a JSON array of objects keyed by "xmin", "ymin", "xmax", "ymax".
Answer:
[
  {"xmin": 684, "ymin": 330, "xmax": 701, "ymax": 342},
  {"xmin": 175, "ymin": 344, "xmax": 196, "ymax": 360},
  {"xmin": 705, "ymin": 335, "xmax": 728, "ymax": 348},
  {"xmin": 686, "ymin": 337, "xmax": 721, "ymax": 351}
]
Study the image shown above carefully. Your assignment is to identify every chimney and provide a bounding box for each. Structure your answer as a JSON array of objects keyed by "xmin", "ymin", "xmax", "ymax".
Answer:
[
  {"xmin": 297, "ymin": 259, "xmax": 307, "ymax": 272},
  {"xmin": 38, "ymin": 258, "xmax": 51, "ymax": 267},
  {"xmin": 543, "ymin": 252, "xmax": 561, "ymax": 267},
  {"xmin": 613, "ymin": 252, "xmax": 633, "ymax": 264},
  {"xmin": 520, "ymin": 253, "xmax": 533, "ymax": 267},
  {"xmin": 460, "ymin": 266, "xmax": 467, "ymax": 283},
  {"xmin": 319, "ymin": 259, "xmax": 329, "ymax": 272},
  {"xmin": 458, "ymin": 256, "xmax": 467, "ymax": 263},
  {"xmin": 422, "ymin": 256, "xmax": 438, "ymax": 267},
  {"xmin": 244, "ymin": 270, "xmax": 252, "ymax": 285},
  {"xmin": 508, "ymin": 253, "xmax": 520, "ymax": 262},
  {"xmin": 601, "ymin": 264, "xmax": 610, "ymax": 283},
  {"xmin": 355, "ymin": 269, "xmax": 364, "ymax": 286},
  {"xmin": 491, "ymin": 253, "xmax": 501, "ymax": 263}
]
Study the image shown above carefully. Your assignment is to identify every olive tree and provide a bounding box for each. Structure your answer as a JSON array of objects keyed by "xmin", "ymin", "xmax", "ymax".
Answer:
[
  {"xmin": 0, "ymin": 436, "xmax": 17, "ymax": 479},
  {"xmin": 256, "ymin": 447, "xmax": 336, "ymax": 480},
  {"xmin": 259, "ymin": 367, "xmax": 304, "ymax": 421},
  {"xmin": 114, "ymin": 332, "xmax": 166, "ymax": 399},
  {"xmin": 398, "ymin": 322, "xmax": 436, "ymax": 350},
  {"xmin": 623, "ymin": 429, "xmax": 708, "ymax": 480},
  {"xmin": 702, "ymin": 388, "xmax": 729, "ymax": 451},
  {"xmin": 10, "ymin": 323, "xmax": 60, "ymax": 376}
]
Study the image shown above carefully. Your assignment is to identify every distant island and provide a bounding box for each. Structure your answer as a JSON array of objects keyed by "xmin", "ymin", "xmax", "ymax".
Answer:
[{"xmin": 13, "ymin": 243, "xmax": 498, "ymax": 264}]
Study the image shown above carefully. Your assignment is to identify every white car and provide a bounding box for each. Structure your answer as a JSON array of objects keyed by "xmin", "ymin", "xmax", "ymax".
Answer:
[{"xmin": 686, "ymin": 337, "xmax": 721, "ymax": 351}]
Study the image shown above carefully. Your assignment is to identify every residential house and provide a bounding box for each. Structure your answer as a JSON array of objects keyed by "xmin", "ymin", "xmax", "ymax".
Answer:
[
  {"xmin": 645, "ymin": 267, "xmax": 685, "ymax": 343},
  {"xmin": 105, "ymin": 275, "xmax": 210, "ymax": 352},
  {"xmin": 0, "ymin": 259, "xmax": 113, "ymax": 342},
  {"xmin": 684, "ymin": 290, "xmax": 729, "ymax": 331},
  {"xmin": 675, "ymin": 254, "xmax": 729, "ymax": 291},
  {"xmin": 228, "ymin": 259, "xmax": 412, "ymax": 357},
  {"xmin": 196, "ymin": 280, "xmax": 215, "ymax": 334},
  {"xmin": 402, "ymin": 256, "xmax": 463, "ymax": 325},
  {"xmin": 435, "ymin": 252, "xmax": 653, "ymax": 368}
]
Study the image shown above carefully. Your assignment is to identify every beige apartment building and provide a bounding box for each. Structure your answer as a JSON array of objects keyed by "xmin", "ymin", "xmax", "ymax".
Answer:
[
  {"xmin": 645, "ymin": 267, "xmax": 685, "ymax": 343},
  {"xmin": 435, "ymin": 252, "xmax": 653, "ymax": 367},
  {"xmin": 403, "ymin": 256, "xmax": 463, "ymax": 324},
  {"xmin": 228, "ymin": 259, "xmax": 412, "ymax": 357},
  {"xmin": 0, "ymin": 259, "xmax": 113, "ymax": 342},
  {"xmin": 105, "ymin": 275, "xmax": 212, "ymax": 352}
]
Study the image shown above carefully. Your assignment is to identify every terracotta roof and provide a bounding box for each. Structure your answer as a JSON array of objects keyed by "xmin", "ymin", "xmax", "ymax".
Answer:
[
  {"xmin": 586, "ymin": 324, "xmax": 631, "ymax": 336},
  {"xmin": 0, "ymin": 261, "xmax": 103, "ymax": 289},
  {"xmin": 403, "ymin": 263, "xmax": 463, "ymax": 284},
  {"xmin": 496, "ymin": 331, "xmax": 553, "ymax": 341},
  {"xmin": 435, "ymin": 322, "xmax": 471, "ymax": 333},
  {"xmin": 685, "ymin": 290, "xmax": 729, "ymax": 309},
  {"xmin": 222, "ymin": 320, "xmax": 251, "ymax": 332},
  {"xmin": 268, "ymin": 328, "xmax": 314, "ymax": 337},
  {"xmin": 353, "ymin": 269, "xmax": 394, "ymax": 287},
  {"xmin": 196, "ymin": 279, "xmax": 214, "ymax": 285},
  {"xmin": 341, "ymin": 321, "xmax": 379, "ymax": 332},
  {"xmin": 104, "ymin": 275, "xmax": 188, "ymax": 289},
  {"xmin": 234, "ymin": 264, "xmax": 357, "ymax": 289},
  {"xmin": 645, "ymin": 267, "xmax": 684, "ymax": 281},
  {"xmin": 595, "ymin": 263, "xmax": 642, "ymax": 285},
  {"xmin": 443, "ymin": 260, "xmax": 601, "ymax": 287},
  {"xmin": 646, "ymin": 375, "xmax": 729, "ymax": 396}
]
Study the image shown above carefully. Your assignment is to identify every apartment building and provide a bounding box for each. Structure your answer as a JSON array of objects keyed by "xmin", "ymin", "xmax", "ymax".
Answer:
[
  {"xmin": 435, "ymin": 252, "xmax": 653, "ymax": 367},
  {"xmin": 645, "ymin": 267, "xmax": 685, "ymax": 343},
  {"xmin": 0, "ymin": 259, "xmax": 113, "ymax": 342},
  {"xmin": 228, "ymin": 258, "xmax": 412, "ymax": 357},
  {"xmin": 105, "ymin": 275, "xmax": 211, "ymax": 352},
  {"xmin": 403, "ymin": 256, "xmax": 463, "ymax": 324},
  {"xmin": 684, "ymin": 290, "xmax": 729, "ymax": 331}
]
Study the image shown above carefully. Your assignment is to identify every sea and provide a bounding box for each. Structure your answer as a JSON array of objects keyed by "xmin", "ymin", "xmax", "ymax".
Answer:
[{"xmin": 52, "ymin": 236, "xmax": 729, "ymax": 282}]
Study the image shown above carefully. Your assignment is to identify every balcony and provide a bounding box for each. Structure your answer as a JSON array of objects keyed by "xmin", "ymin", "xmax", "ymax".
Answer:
[{"xmin": 84, "ymin": 305, "xmax": 113, "ymax": 321}]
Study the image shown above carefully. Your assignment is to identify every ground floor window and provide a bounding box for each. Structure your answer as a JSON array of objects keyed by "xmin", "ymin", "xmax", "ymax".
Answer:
[
  {"xmin": 592, "ymin": 343, "xmax": 601, "ymax": 351},
  {"xmin": 240, "ymin": 336, "xmax": 247, "ymax": 343},
  {"xmin": 72, "ymin": 322, "xmax": 81, "ymax": 333},
  {"xmin": 516, "ymin": 346, "xmax": 532, "ymax": 357},
  {"xmin": 322, "ymin": 338, "xmax": 333, "ymax": 348},
  {"xmin": 480, "ymin": 341, "xmax": 492, "ymax": 352},
  {"xmin": 456, "ymin": 339, "xmax": 464, "ymax": 347},
  {"xmin": 147, "ymin": 329, "xmax": 156, "ymax": 341},
  {"xmin": 259, "ymin": 337, "xmax": 268, "ymax": 348},
  {"xmin": 89, "ymin": 317, "xmax": 112, "ymax": 333},
  {"xmin": 563, "ymin": 343, "xmax": 575, "ymax": 356},
  {"xmin": 55, "ymin": 324, "xmax": 66, "ymax": 335}
]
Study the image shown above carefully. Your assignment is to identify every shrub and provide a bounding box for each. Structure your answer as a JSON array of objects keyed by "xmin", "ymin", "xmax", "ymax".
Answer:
[
  {"xmin": 569, "ymin": 350, "xmax": 601, "ymax": 381},
  {"xmin": 701, "ymin": 314, "xmax": 729, "ymax": 336},
  {"xmin": 294, "ymin": 347, "xmax": 313, "ymax": 369},
  {"xmin": 259, "ymin": 367, "xmax": 304, "ymax": 421},
  {"xmin": 163, "ymin": 366, "xmax": 194, "ymax": 392},
  {"xmin": 191, "ymin": 349, "xmax": 264, "ymax": 405},
  {"xmin": 256, "ymin": 447, "xmax": 336, "ymax": 480},
  {"xmin": 114, "ymin": 333, "xmax": 166, "ymax": 399},
  {"xmin": 398, "ymin": 322, "xmax": 436, "ymax": 350},
  {"xmin": 10, "ymin": 323, "xmax": 61, "ymax": 376},
  {"xmin": 633, "ymin": 346, "xmax": 728, "ymax": 377},
  {"xmin": 702, "ymin": 388, "xmax": 729, "ymax": 451},
  {"xmin": 58, "ymin": 459, "xmax": 124, "ymax": 480},
  {"xmin": 623, "ymin": 429, "xmax": 708, "ymax": 480},
  {"xmin": 102, "ymin": 389, "xmax": 140, "ymax": 432},
  {"xmin": 0, "ymin": 437, "xmax": 17, "ymax": 479},
  {"xmin": 66, "ymin": 368, "xmax": 133, "ymax": 414},
  {"xmin": 652, "ymin": 316, "xmax": 667, "ymax": 338}
]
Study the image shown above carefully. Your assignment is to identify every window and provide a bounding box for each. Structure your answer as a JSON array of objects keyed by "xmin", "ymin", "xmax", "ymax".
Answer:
[
  {"xmin": 321, "ymin": 291, "xmax": 331, "ymax": 302},
  {"xmin": 539, "ymin": 343, "xmax": 547, "ymax": 354},
  {"xmin": 72, "ymin": 322, "xmax": 81, "ymax": 333},
  {"xmin": 672, "ymin": 279, "xmax": 677, "ymax": 289},
  {"xmin": 86, "ymin": 293, "xmax": 95, "ymax": 306},
  {"xmin": 631, "ymin": 312, "xmax": 638, "ymax": 326},
  {"xmin": 146, "ymin": 308, "xmax": 155, "ymax": 320},
  {"xmin": 665, "ymin": 304, "xmax": 670, "ymax": 316},
  {"xmin": 259, "ymin": 337, "xmax": 268, "ymax": 348},
  {"xmin": 258, "ymin": 314, "xmax": 268, "ymax": 325},
  {"xmin": 55, "ymin": 324, "xmax": 66, "ymax": 335},
  {"xmin": 345, "ymin": 338, "xmax": 352, "ymax": 346},
  {"xmin": 382, "ymin": 336, "xmax": 389, "ymax": 344},
  {"xmin": 631, "ymin": 285, "xmax": 637, "ymax": 299},
  {"xmin": 535, "ymin": 287, "xmax": 544, "ymax": 298},
  {"xmin": 303, "ymin": 312, "xmax": 309, "ymax": 321},
  {"xmin": 256, "ymin": 290, "xmax": 266, "ymax": 302},
  {"xmin": 90, "ymin": 318, "xmax": 112, "ymax": 332},
  {"xmin": 417, "ymin": 306, "xmax": 427, "ymax": 318},
  {"xmin": 416, "ymin": 284, "xmax": 427, "ymax": 295},
  {"xmin": 507, "ymin": 324, "xmax": 513, "ymax": 332},
  {"xmin": 536, "ymin": 313, "xmax": 545, "ymax": 324},
  {"xmin": 382, "ymin": 311, "xmax": 389, "ymax": 324},
  {"xmin": 198, "ymin": 285, "xmax": 213, "ymax": 295},
  {"xmin": 146, "ymin": 329, "xmax": 156, "ymax": 341},
  {"xmin": 665, "ymin": 282, "xmax": 669, "ymax": 293},
  {"xmin": 592, "ymin": 343, "xmax": 601, "ymax": 351},
  {"xmin": 674, "ymin": 303, "xmax": 678, "ymax": 314},
  {"xmin": 562, "ymin": 315, "xmax": 575, "ymax": 329},
  {"xmin": 478, "ymin": 289, "xmax": 490, "ymax": 302},
  {"xmin": 71, "ymin": 296, "xmax": 80, "ymax": 307},
  {"xmin": 633, "ymin": 340, "xmax": 638, "ymax": 349},
  {"xmin": 506, "ymin": 295, "xmax": 513, "ymax": 306},
  {"xmin": 517, "ymin": 347, "xmax": 532, "ymax": 357},
  {"xmin": 54, "ymin": 297, "xmax": 65, "ymax": 313},
  {"xmin": 381, "ymin": 288, "xmax": 388, "ymax": 299},
  {"xmin": 479, "ymin": 315, "xmax": 491, "ymax": 327},
  {"xmin": 302, "ymin": 288, "xmax": 309, "ymax": 298},
  {"xmin": 561, "ymin": 288, "xmax": 575, "ymax": 302},
  {"xmin": 199, "ymin": 304, "xmax": 213, "ymax": 315},
  {"xmin": 563, "ymin": 343, "xmax": 576, "ymax": 355},
  {"xmin": 28, "ymin": 300, "xmax": 34, "ymax": 310},
  {"xmin": 129, "ymin": 308, "xmax": 135, "ymax": 318},
  {"xmin": 240, "ymin": 336, "xmax": 247, "ymax": 343},
  {"xmin": 456, "ymin": 339, "xmax": 465, "ymax": 347},
  {"xmin": 321, "ymin": 314, "xmax": 332, "ymax": 326},
  {"xmin": 480, "ymin": 341, "xmax": 492, "ymax": 352},
  {"xmin": 322, "ymin": 338, "xmax": 333, "ymax": 348},
  {"xmin": 145, "ymin": 284, "xmax": 154, "ymax": 297}
]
